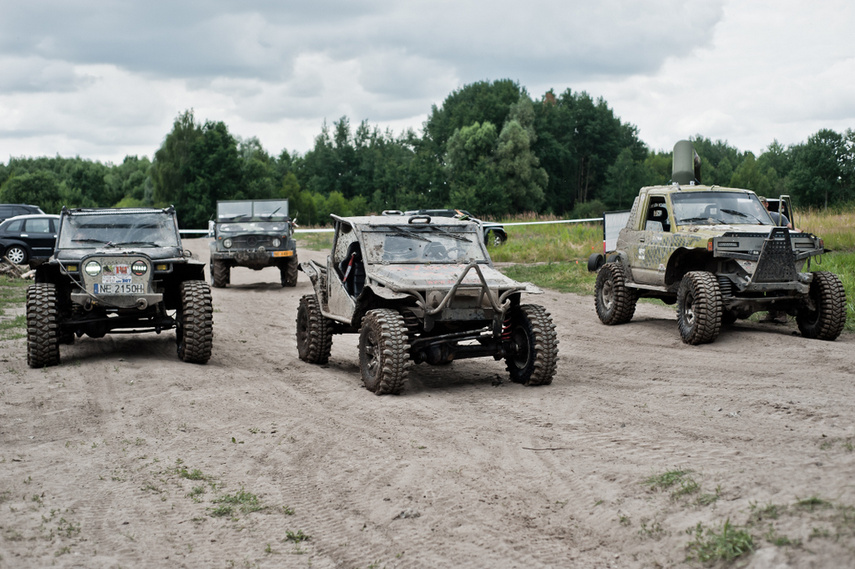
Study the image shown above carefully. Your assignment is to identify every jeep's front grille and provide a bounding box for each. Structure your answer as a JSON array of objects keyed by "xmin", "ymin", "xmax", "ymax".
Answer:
[
  {"xmin": 753, "ymin": 228, "xmax": 797, "ymax": 282},
  {"xmin": 229, "ymin": 235, "xmax": 277, "ymax": 248}
]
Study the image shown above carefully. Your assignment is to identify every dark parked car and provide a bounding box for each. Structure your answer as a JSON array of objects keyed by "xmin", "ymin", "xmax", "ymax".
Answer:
[
  {"xmin": 0, "ymin": 204, "xmax": 45, "ymax": 224},
  {"xmin": 0, "ymin": 214, "xmax": 60, "ymax": 265}
]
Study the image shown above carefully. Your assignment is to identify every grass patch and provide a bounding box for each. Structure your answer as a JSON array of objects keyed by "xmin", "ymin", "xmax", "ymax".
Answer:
[
  {"xmin": 798, "ymin": 209, "xmax": 855, "ymax": 251},
  {"xmin": 211, "ymin": 488, "xmax": 264, "ymax": 516},
  {"xmin": 285, "ymin": 529, "xmax": 311, "ymax": 543},
  {"xmin": 686, "ymin": 519, "xmax": 754, "ymax": 563},
  {"xmin": 0, "ymin": 313, "xmax": 26, "ymax": 341},
  {"xmin": 489, "ymin": 220, "xmax": 602, "ymax": 264},
  {"xmin": 0, "ymin": 276, "xmax": 28, "ymax": 340},
  {"xmin": 178, "ymin": 467, "xmax": 206, "ymax": 481},
  {"xmin": 296, "ymin": 231, "xmax": 334, "ymax": 251}
]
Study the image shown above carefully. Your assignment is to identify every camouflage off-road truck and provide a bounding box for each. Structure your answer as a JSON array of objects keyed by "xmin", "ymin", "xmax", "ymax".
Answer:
[
  {"xmin": 297, "ymin": 213, "xmax": 558, "ymax": 394},
  {"xmin": 209, "ymin": 199, "xmax": 298, "ymax": 287},
  {"xmin": 27, "ymin": 207, "xmax": 213, "ymax": 367},
  {"xmin": 589, "ymin": 140, "xmax": 846, "ymax": 345}
]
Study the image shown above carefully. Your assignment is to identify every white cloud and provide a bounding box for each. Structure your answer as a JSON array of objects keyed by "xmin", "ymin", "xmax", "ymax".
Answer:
[{"xmin": 0, "ymin": 0, "xmax": 852, "ymax": 163}]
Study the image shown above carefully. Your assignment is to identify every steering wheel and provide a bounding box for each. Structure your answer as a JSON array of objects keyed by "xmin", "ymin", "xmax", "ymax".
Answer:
[{"xmin": 423, "ymin": 242, "xmax": 448, "ymax": 260}]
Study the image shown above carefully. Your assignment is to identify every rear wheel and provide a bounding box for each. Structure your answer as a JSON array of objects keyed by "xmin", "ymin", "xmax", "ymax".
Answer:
[
  {"xmin": 485, "ymin": 229, "xmax": 506, "ymax": 247},
  {"xmin": 281, "ymin": 256, "xmax": 298, "ymax": 287},
  {"xmin": 595, "ymin": 262, "xmax": 637, "ymax": 325},
  {"xmin": 27, "ymin": 283, "xmax": 60, "ymax": 368},
  {"xmin": 796, "ymin": 271, "xmax": 846, "ymax": 341},
  {"xmin": 505, "ymin": 304, "xmax": 559, "ymax": 386},
  {"xmin": 296, "ymin": 294, "xmax": 333, "ymax": 364},
  {"xmin": 6, "ymin": 245, "xmax": 28, "ymax": 265},
  {"xmin": 211, "ymin": 259, "xmax": 229, "ymax": 288},
  {"xmin": 677, "ymin": 271, "xmax": 722, "ymax": 345},
  {"xmin": 359, "ymin": 309, "xmax": 410, "ymax": 395},
  {"xmin": 177, "ymin": 280, "xmax": 213, "ymax": 363}
]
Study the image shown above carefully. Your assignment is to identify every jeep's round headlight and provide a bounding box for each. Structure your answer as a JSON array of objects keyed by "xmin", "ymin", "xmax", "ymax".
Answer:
[
  {"xmin": 223, "ymin": 238, "xmax": 233, "ymax": 248},
  {"xmin": 272, "ymin": 238, "xmax": 281, "ymax": 247},
  {"xmin": 132, "ymin": 261, "xmax": 147, "ymax": 276},
  {"xmin": 84, "ymin": 260, "xmax": 101, "ymax": 276}
]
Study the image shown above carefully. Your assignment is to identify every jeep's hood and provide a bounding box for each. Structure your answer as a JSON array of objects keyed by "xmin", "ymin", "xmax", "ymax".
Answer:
[
  {"xmin": 53, "ymin": 246, "xmax": 185, "ymax": 261},
  {"xmin": 368, "ymin": 263, "xmax": 535, "ymax": 292},
  {"xmin": 675, "ymin": 223, "xmax": 775, "ymax": 235}
]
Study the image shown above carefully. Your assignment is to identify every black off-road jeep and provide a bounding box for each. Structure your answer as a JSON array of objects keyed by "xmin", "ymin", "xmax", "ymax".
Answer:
[
  {"xmin": 209, "ymin": 199, "xmax": 298, "ymax": 287},
  {"xmin": 27, "ymin": 207, "xmax": 213, "ymax": 367},
  {"xmin": 297, "ymin": 213, "xmax": 558, "ymax": 394}
]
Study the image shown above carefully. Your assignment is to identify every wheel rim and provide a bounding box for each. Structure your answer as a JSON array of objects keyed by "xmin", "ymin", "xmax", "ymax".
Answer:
[
  {"xmin": 601, "ymin": 278, "xmax": 614, "ymax": 310},
  {"xmin": 510, "ymin": 326, "xmax": 532, "ymax": 369},
  {"xmin": 364, "ymin": 329, "xmax": 380, "ymax": 382},
  {"xmin": 297, "ymin": 310, "xmax": 309, "ymax": 350},
  {"xmin": 684, "ymin": 292, "xmax": 696, "ymax": 326},
  {"xmin": 7, "ymin": 247, "xmax": 25, "ymax": 264}
]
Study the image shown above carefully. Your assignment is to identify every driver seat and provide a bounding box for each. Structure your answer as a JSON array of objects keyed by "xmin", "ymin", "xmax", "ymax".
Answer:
[
  {"xmin": 339, "ymin": 241, "xmax": 365, "ymax": 297},
  {"xmin": 647, "ymin": 205, "xmax": 670, "ymax": 232}
]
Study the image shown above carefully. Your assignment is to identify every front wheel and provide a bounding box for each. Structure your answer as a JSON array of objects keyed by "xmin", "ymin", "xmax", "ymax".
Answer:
[
  {"xmin": 676, "ymin": 271, "xmax": 722, "ymax": 345},
  {"xmin": 281, "ymin": 256, "xmax": 298, "ymax": 287},
  {"xmin": 27, "ymin": 283, "xmax": 60, "ymax": 368},
  {"xmin": 211, "ymin": 259, "xmax": 229, "ymax": 288},
  {"xmin": 5, "ymin": 245, "xmax": 28, "ymax": 265},
  {"xmin": 358, "ymin": 309, "xmax": 410, "ymax": 395},
  {"xmin": 176, "ymin": 281, "xmax": 213, "ymax": 363},
  {"xmin": 796, "ymin": 271, "xmax": 846, "ymax": 341},
  {"xmin": 594, "ymin": 262, "xmax": 637, "ymax": 325},
  {"xmin": 296, "ymin": 294, "xmax": 333, "ymax": 364},
  {"xmin": 505, "ymin": 304, "xmax": 559, "ymax": 386}
]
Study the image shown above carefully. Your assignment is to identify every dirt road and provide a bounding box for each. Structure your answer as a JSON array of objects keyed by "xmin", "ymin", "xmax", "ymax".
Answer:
[{"xmin": 1, "ymin": 238, "xmax": 853, "ymax": 568}]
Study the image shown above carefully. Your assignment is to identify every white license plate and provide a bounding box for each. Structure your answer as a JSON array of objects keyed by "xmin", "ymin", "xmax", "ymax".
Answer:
[{"xmin": 94, "ymin": 283, "xmax": 145, "ymax": 294}]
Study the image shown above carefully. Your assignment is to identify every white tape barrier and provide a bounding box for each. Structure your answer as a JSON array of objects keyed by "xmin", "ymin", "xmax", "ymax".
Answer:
[{"xmin": 180, "ymin": 217, "xmax": 603, "ymax": 236}]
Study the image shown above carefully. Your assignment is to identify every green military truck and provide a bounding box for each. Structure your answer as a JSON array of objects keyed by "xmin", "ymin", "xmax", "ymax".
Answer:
[
  {"xmin": 589, "ymin": 140, "xmax": 846, "ymax": 345},
  {"xmin": 209, "ymin": 199, "xmax": 298, "ymax": 288}
]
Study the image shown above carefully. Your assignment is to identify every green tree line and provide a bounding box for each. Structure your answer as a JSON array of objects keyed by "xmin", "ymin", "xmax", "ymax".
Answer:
[{"xmin": 2, "ymin": 80, "xmax": 854, "ymax": 228}]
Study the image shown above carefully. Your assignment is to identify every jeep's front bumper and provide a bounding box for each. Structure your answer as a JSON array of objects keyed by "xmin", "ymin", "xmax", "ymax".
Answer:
[{"xmin": 713, "ymin": 227, "xmax": 821, "ymax": 294}]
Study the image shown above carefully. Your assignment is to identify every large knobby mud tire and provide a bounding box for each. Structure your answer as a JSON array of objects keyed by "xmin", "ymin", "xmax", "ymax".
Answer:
[
  {"xmin": 281, "ymin": 256, "xmax": 299, "ymax": 287},
  {"xmin": 594, "ymin": 262, "xmax": 637, "ymax": 325},
  {"xmin": 26, "ymin": 283, "xmax": 60, "ymax": 368},
  {"xmin": 677, "ymin": 271, "xmax": 722, "ymax": 345},
  {"xmin": 358, "ymin": 309, "xmax": 410, "ymax": 395},
  {"xmin": 505, "ymin": 304, "xmax": 559, "ymax": 386},
  {"xmin": 211, "ymin": 259, "xmax": 230, "ymax": 288},
  {"xmin": 177, "ymin": 280, "xmax": 213, "ymax": 364},
  {"xmin": 796, "ymin": 271, "xmax": 846, "ymax": 341},
  {"xmin": 296, "ymin": 294, "xmax": 333, "ymax": 364}
]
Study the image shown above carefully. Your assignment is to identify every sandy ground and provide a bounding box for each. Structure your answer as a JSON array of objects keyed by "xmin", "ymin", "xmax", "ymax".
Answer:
[{"xmin": 1, "ymin": 238, "xmax": 854, "ymax": 569}]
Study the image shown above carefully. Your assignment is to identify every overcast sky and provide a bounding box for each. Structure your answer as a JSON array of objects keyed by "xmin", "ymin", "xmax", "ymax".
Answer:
[{"xmin": 1, "ymin": 0, "xmax": 853, "ymax": 164}]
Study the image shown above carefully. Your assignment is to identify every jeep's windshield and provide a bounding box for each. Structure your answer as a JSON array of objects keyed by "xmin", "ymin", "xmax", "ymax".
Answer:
[
  {"xmin": 217, "ymin": 221, "xmax": 289, "ymax": 233},
  {"xmin": 362, "ymin": 225, "xmax": 487, "ymax": 264},
  {"xmin": 57, "ymin": 211, "xmax": 181, "ymax": 250},
  {"xmin": 672, "ymin": 192, "xmax": 773, "ymax": 226},
  {"xmin": 217, "ymin": 200, "xmax": 289, "ymax": 220}
]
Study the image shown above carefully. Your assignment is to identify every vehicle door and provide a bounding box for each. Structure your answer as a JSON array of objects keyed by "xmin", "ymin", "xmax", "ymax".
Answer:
[
  {"xmin": 625, "ymin": 194, "xmax": 673, "ymax": 285},
  {"xmin": 23, "ymin": 217, "xmax": 58, "ymax": 258},
  {"xmin": 326, "ymin": 221, "xmax": 358, "ymax": 322}
]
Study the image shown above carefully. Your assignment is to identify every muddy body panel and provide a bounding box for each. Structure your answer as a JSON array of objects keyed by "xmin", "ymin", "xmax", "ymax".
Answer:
[
  {"xmin": 297, "ymin": 213, "xmax": 558, "ymax": 391},
  {"xmin": 592, "ymin": 140, "xmax": 844, "ymax": 343}
]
